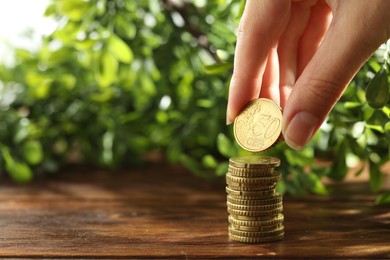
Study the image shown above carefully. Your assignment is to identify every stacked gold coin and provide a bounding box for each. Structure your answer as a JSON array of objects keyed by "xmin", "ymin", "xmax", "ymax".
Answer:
[{"xmin": 226, "ymin": 155, "xmax": 284, "ymax": 243}]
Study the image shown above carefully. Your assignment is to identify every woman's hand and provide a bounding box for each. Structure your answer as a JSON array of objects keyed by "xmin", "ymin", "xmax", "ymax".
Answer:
[{"xmin": 226, "ymin": 0, "xmax": 390, "ymax": 149}]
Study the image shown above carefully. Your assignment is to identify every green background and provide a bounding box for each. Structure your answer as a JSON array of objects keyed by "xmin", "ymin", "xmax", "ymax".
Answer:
[{"xmin": 0, "ymin": 0, "xmax": 389, "ymax": 203}]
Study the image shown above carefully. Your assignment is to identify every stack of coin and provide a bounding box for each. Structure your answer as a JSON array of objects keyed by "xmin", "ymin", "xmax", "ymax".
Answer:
[{"xmin": 226, "ymin": 155, "xmax": 284, "ymax": 243}]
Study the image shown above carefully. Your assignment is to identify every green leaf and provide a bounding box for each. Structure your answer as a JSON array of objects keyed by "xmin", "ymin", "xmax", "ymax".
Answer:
[
  {"xmin": 96, "ymin": 0, "xmax": 107, "ymax": 16},
  {"xmin": 328, "ymin": 142, "xmax": 348, "ymax": 180},
  {"xmin": 217, "ymin": 133, "xmax": 234, "ymax": 157},
  {"xmin": 148, "ymin": 0, "xmax": 161, "ymax": 14},
  {"xmin": 204, "ymin": 62, "xmax": 232, "ymax": 75},
  {"xmin": 354, "ymin": 162, "xmax": 366, "ymax": 177},
  {"xmin": 284, "ymin": 148, "xmax": 313, "ymax": 166},
  {"xmin": 22, "ymin": 141, "xmax": 44, "ymax": 165},
  {"xmin": 8, "ymin": 162, "xmax": 33, "ymax": 183},
  {"xmin": 140, "ymin": 74, "xmax": 157, "ymax": 96},
  {"xmin": 44, "ymin": 3, "xmax": 57, "ymax": 17},
  {"xmin": 101, "ymin": 131, "xmax": 114, "ymax": 166},
  {"xmin": 108, "ymin": 35, "xmax": 134, "ymax": 64},
  {"xmin": 375, "ymin": 192, "xmax": 390, "ymax": 205},
  {"xmin": 1, "ymin": 147, "xmax": 33, "ymax": 183},
  {"xmin": 26, "ymin": 72, "xmax": 53, "ymax": 99},
  {"xmin": 58, "ymin": 74, "xmax": 76, "ymax": 90},
  {"xmin": 59, "ymin": 0, "xmax": 90, "ymax": 21},
  {"xmin": 75, "ymin": 39, "xmax": 97, "ymax": 51},
  {"xmin": 96, "ymin": 52, "xmax": 118, "ymax": 87},
  {"xmin": 197, "ymin": 99, "xmax": 214, "ymax": 108},
  {"xmin": 215, "ymin": 162, "xmax": 228, "ymax": 176},
  {"xmin": 344, "ymin": 102, "xmax": 362, "ymax": 109},
  {"xmin": 385, "ymin": 122, "xmax": 390, "ymax": 137},
  {"xmin": 15, "ymin": 49, "xmax": 34, "ymax": 62},
  {"xmin": 202, "ymin": 154, "xmax": 218, "ymax": 169},
  {"xmin": 166, "ymin": 143, "xmax": 181, "ymax": 163},
  {"xmin": 308, "ymin": 174, "xmax": 329, "ymax": 195},
  {"xmin": 365, "ymin": 124, "xmax": 384, "ymax": 133},
  {"xmin": 115, "ymin": 15, "xmax": 136, "ymax": 39},
  {"xmin": 179, "ymin": 154, "xmax": 201, "ymax": 172},
  {"xmin": 362, "ymin": 104, "xmax": 375, "ymax": 121},
  {"xmin": 365, "ymin": 67, "xmax": 389, "ymax": 109},
  {"xmin": 179, "ymin": 154, "xmax": 212, "ymax": 179},
  {"xmin": 382, "ymin": 106, "xmax": 390, "ymax": 116},
  {"xmin": 327, "ymin": 128, "xmax": 339, "ymax": 147},
  {"xmin": 52, "ymin": 21, "xmax": 79, "ymax": 44},
  {"xmin": 276, "ymin": 180, "xmax": 286, "ymax": 194},
  {"xmin": 238, "ymin": 0, "xmax": 246, "ymax": 19},
  {"xmin": 90, "ymin": 88, "xmax": 114, "ymax": 102},
  {"xmin": 14, "ymin": 121, "xmax": 30, "ymax": 144},
  {"xmin": 156, "ymin": 111, "xmax": 168, "ymax": 124},
  {"xmin": 297, "ymin": 172, "xmax": 328, "ymax": 195},
  {"xmin": 177, "ymin": 71, "xmax": 194, "ymax": 103},
  {"xmin": 45, "ymin": 48, "xmax": 72, "ymax": 67},
  {"xmin": 369, "ymin": 59, "xmax": 382, "ymax": 72}
]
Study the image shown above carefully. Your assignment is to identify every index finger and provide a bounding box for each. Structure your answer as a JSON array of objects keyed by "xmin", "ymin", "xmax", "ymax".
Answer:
[{"xmin": 226, "ymin": 0, "xmax": 291, "ymax": 124}]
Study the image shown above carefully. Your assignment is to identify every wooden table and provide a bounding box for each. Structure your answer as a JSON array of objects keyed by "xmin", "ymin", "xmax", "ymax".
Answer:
[{"xmin": 0, "ymin": 164, "xmax": 389, "ymax": 259}]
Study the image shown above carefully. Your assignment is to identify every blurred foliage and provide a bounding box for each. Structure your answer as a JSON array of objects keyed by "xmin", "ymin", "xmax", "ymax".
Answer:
[{"xmin": 0, "ymin": 0, "xmax": 389, "ymax": 202}]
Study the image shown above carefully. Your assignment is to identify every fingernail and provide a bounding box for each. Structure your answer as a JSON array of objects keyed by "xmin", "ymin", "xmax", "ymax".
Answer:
[
  {"xmin": 226, "ymin": 116, "xmax": 232, "ymax": 125},
  {"xmin": 226, "ymin": 107, "xmax": 233, "ymax": 125},
  {"xmin": 284, "ymin": 111, "xmax": 318, "ymax": 150}
]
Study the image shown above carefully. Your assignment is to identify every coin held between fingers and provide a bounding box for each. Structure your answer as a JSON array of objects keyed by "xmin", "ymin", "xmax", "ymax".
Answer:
[{"xmin": 233, "ymin": 98, "xmax": 283, "ymax": 152}]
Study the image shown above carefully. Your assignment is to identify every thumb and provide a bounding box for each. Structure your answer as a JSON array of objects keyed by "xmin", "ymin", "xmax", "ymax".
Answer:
[{"xmin": 282, "ymin": 10, "xmax": 387, "ymax": 150}]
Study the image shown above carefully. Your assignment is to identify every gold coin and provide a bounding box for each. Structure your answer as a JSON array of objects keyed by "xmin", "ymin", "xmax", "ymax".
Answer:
[
  {"xmin": 231, "ymin": 223, "xmax": 283, "ymax": 232},
  {"xmin": 228, "ymin": 165, "xmax": 274, "ymax": 177},
  {"xmin": 227, "ymin": 201, "xmax": 283, "ymax": 211},
  {"xmin": 229, "ymin": 225, "xmax": 284, "ymax": 238},
  {"xmin": 229, "ymin": 155, "xmax": 280, "ymax": 168},
  {"xmin": 227, "ymin": 194, "xmax": 282, "ymax": 206},
  {"xmin": 228, "ymin": 167, "xmax": 274, "ymax": 177},
  {"xmin": 233, "ymin": 99, "xmax": 283, "ymax": 152},
  {"xmin": 227, "ymin": 207, "xmax": 283, "ymax": 217},
  {"xmin": 226, "ymin": 184, "xmax": 276, "ymax": 191},
  {"xmin": 228, "ymin": 213, "xmax": 284, "ymax": 226},
  {"xmin": 226, "ymin": 182, "xmax": 276, "ymax": 191},
  {"xmin": 225, "ymin": 187, "xmax": 275, "ymax": 198},
  {"xmin": 230, "ymin": 213, "xmax": 281, "ymax": 221},
  {"xmin": 229, "ymin": 232, "xmax": 284, "ymax": 243},
  {"xmin": 226, "ymin": 172, "xmax": 281, "ymax": 184}
]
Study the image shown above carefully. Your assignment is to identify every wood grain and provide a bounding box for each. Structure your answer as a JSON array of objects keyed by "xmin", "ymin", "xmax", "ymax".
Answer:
[{"xmin": 0, "ymin": 164, "xmax": 389, "ymax": 259}]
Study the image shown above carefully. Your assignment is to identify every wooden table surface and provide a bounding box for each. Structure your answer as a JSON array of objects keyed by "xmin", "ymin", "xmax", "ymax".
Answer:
[{"xmin": 0, "ymin": 163, "xmax": 389, "ymax": 259}]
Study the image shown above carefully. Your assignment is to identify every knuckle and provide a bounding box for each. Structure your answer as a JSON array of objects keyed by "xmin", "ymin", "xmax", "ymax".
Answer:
[{"xmin": 302, "ymin": 77, "xmax": 344, "ymax": 108}]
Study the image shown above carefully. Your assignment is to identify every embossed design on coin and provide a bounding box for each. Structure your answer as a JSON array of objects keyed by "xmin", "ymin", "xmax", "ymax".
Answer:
[{"xmin": 233, "ymin": 99, "xmax": 282, "ymax": 152}]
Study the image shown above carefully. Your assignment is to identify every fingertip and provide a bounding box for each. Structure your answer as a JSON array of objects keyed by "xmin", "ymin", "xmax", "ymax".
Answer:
[
  {"xmin": 226, "ymin": 114, "xmax": 233, "ymax": 125},
  {"xmin": 284, "ymin": 137, "xmax": 303, "ymax": 151},
  {"xmin": 226, "ymin": 95, "xmax": 239, "ymax": 126},
  {"xmin": 283, "ymin": 111, "xmax": 318, "ymax": 149}
]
